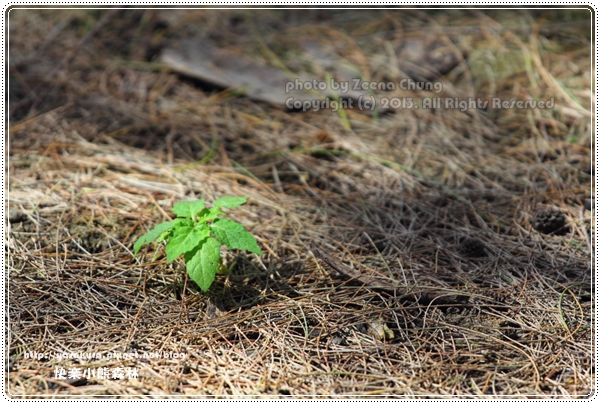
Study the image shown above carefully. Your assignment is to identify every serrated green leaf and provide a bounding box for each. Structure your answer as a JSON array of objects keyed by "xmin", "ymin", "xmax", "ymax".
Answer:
[
  {"xmin": 134, "ymin": 221, "xmax": 175, "ymax": 255},
  {"xmin": 165, "ymin": 223, "xmax": 211, "ymax": 263},
  {"xmin": 210, "ymin": 218, "xmax": 262, "ymax": 255},
  {"xmin": 184, "ymin": 237, "xmax": 221, "ymax": 292},
  {"xmin": 213, "ymin": 196, "xmax": 248, "ymax": 209},
  {"xmin": 173, "ymin": 218, "xmax": 194, "ymax": 228},
  {"xmin": 172, "ymin": 199, "xmax": 206, "ymax": 219},
  {"xmin": 196, "ymin": 207, "xmax": 222, "ymax": 224},
  {"xmin": 156, "ymin": 230, "xmax": 171, "ymax": 244}
]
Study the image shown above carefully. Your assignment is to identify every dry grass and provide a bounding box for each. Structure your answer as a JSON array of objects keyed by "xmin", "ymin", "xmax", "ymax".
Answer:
[{"xmin": 7, "ymin": 8, "xmax": 593, "ymax": 398}]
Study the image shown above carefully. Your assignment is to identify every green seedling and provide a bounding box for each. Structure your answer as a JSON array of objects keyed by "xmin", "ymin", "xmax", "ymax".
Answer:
[{"xmin": 133, "ymin": 196, "xmax": 262, "ymax": 292}]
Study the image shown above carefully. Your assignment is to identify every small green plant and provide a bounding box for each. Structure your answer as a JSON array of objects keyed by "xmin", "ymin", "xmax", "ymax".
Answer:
[{"xmin": 133, "ymin": 196, "xmax": 262, "ymax": 292}]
